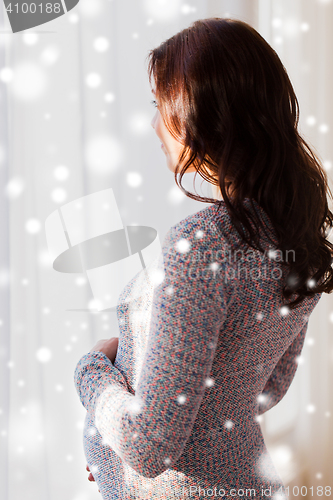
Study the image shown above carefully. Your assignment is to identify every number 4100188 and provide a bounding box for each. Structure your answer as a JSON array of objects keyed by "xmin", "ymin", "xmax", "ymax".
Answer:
[
  {"xmin": 5, "ymin": 3, "xmax": 62, "ymax": 14},
  {"xmin": 280, "ymin": 485, "xmax": 332, "ymax": 497}
]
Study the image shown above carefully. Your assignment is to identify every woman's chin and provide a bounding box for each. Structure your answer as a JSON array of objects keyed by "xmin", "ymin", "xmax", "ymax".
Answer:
[{"xmin": 166, "ymin": 162, "xmax": 176, "ymax": 172}]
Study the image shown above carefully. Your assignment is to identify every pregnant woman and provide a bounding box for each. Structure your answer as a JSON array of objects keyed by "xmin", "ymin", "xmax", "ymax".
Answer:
[{"xmin": 74, "ymin": 17, "xmax": 333, "ymax": 500}]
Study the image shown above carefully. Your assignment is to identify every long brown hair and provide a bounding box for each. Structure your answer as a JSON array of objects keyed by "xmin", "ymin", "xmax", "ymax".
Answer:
[{"xmin": 146, "ymin": 17, "xmax": 333, "ymax": 310}]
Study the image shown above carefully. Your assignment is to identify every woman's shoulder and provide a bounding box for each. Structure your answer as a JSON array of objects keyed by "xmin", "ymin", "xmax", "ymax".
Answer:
[
  {"xmin": 162, "ymin": 198, "xmax": 278, "ymax": 253},
  {"xmin": 162, "ymin": 203, "xmax": 226, "ymax": 248}
]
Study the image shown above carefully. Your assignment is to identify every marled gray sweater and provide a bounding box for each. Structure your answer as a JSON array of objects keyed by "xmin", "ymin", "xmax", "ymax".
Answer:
[{"xmin": 74, "ymin": 199, "xmax": 322, "ymax": 499}]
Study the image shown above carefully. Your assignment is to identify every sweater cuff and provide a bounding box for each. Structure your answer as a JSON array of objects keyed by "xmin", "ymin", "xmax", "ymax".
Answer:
[{"xmin": 74, "ymin": 351, "xmax": 130, "ymax": 413}]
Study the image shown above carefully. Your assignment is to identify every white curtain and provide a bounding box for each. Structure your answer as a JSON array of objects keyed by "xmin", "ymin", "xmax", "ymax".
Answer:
[{"xmin": 0, "ymin": 1, "xmax": 332, "ymax": 499}]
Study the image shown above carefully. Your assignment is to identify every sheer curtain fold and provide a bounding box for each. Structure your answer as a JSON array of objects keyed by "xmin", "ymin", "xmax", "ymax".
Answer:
[{"xmin": 0, "ymin": 5, "xmax": 10, "ymax": 499}]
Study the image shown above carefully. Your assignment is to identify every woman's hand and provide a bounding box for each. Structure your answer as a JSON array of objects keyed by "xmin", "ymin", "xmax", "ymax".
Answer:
[
  {"xmin": 85, "ymin": 340, "xmax": 118, "ymax": 493},
  {"xmin": 89, "ymin": 337, "xmax": 119, "ymax": 364}
]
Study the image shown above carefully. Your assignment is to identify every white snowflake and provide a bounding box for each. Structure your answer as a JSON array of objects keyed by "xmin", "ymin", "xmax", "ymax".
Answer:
[
  {"xmin": 166, "ymin": 286, "xmax": 174, "ymax": 295},
  {"xmin": 307, "ymin": 279, "xmax": 316, "ymax": 288},
  {"xmin": 272, "ymin": 17, "xmax": 282, "ymax": 28},
  {"xmin": 36, "ymin": 347, "xmax": 52, "ymax": 363},
  {"xmin": 257, "ymin": 394, "xmax": 266, "ymax": 404},
  {"xmin": 224, "ymin": 420, "xmax": 233, "ymax": 429},
  {"xmin": 205, "ymin": 377, "xmax": 215, "ymax": 388},
  {"xmin": 272, "ymin": 492, "xmax": 288, "ymax": 500},
  {"xmin": 279, "ymin": 306, "xmax": 290, "ymax": 317},
  {"xmin": 93, "ymin": 37, "xmax": 110, "ymax": 53},
  {"xmin": 86, "ymin": 73, "xmax": 101, "ymax": 88},
  {"xmin": 0, "ymin": 67, "xmax": 13, "ymax": 83},
  {"xmin": 267, "ymin": 249, "xmax": 278, "ymax": 260},
  {"xmin": 177, "ymin": 394, "xmax": 187, "ymax": 405},
  {"xmin": 150, "ymin": 269, "xmax": 164, "ymax": 286},
  {"xmin": 319, "ymin": 124, "xmax": 329, "ymax": 134},
  {"xmin": 51, "ymin": 187, "xmax": 67, "ymax": 203},
  {"xmin": 175, "ymin": 239, "xmax": 191, "ymax": 253},
  {"xmin": 306, "ymin": 404, "xmax": 316, "ymax": 413},
  {"xmin": 5, "ymin": 176, "xmax": 25, "ymax": 200},
  {"xmin": 128, "ymin": 398, "xmax": 143, "ymax": 414},
  {"xmin": 306, "ymin": 115, "xmax": 316, "ymax": 127},
  {"xmin": 104, "ymin": 92, "xmax": 115, "ymax": 103},
  {"xmin": 40, "ymin": 45, "xmax": 59, "ymax": 66},
  {"xmin": 25, "ymin": 218, "xmax": 41, "ymax": 234},
  {"xmin": 76, "ymin": 420, "xmax": 84, "ymax": 430}
]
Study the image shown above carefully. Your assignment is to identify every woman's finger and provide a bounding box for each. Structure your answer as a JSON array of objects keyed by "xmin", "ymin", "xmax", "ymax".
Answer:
[
  {"xmin": 86, "ymin": 464, "xmax": 90, "ymax": 472},
  {"xmin": 88, "ymin": 472, "xmax": 95, "ymax": 482}
]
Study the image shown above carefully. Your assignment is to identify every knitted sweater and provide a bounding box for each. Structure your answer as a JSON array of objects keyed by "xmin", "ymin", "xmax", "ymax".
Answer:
[{"xmin": 74, "ymin": 199, "xmax": 322, "ymax": 500}]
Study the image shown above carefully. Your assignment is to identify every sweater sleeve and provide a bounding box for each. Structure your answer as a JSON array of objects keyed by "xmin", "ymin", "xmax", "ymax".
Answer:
[
  {"xmin": 74, "ymin": 223, "xmax": 228, "ymax": 479},
  {"xmin": 258, "ymin": 320, "xmax": 309, "ymax": 415}
]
